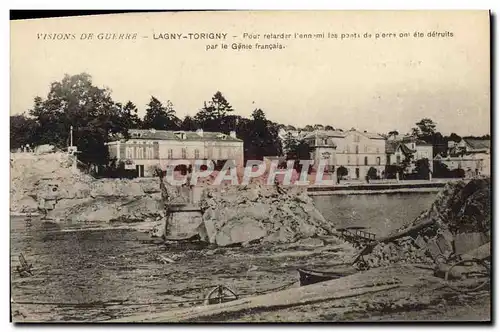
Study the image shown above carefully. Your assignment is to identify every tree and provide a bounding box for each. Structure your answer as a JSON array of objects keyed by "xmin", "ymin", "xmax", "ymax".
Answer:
[
  {"xmin": 433, "ymin": 160, "xmax": 450, "ymax": 178},
  {"xmin": 448, "ymin": 132, "xmax": 462, "ymax": 143},
  {"xmin": 10, "ymin": 114, "xmax": 39, "ymax": 150},
  {"xmin": 313, "ymin": 124, "xmax": 324, "ymax": 130},
  {"xmin": 243, "ymin": 109, "xmax": 282, "ymax": 159},
  {"xmin": 143, "ymin": 97, "xmax": 179, "ymax": 130},
  {"xmin": 302, "ymin": 125, "xmax": 314, "ymax": 132},
  {"xmin": 367, "ymin": 167, "xmax": 378, "ymax": 180},
  {"xmin": 337, "ymin": 166, "xmax": 348, "ymax": 178},
  {"xmin": 412, "ymin": 118, "xmax": 437, "ymax": 137},
  {"xmin": 283, "ymin": 132, "xmax": 299, "ymax": 157},
  {"xmin": 414, "ymin": 158, "xmax": 431, "ymax": 179},
  {"xmin": 180, "ymin": 115, "xmax": 199, "ymax": 131},
  {"xmin": 194, "ymin": 91, "xmax": 234, "ymax": 130},
  {"xmin": 121, "ymin": 101, "xmax": 142, "ymax": 129},
  {"xmin": 384, "ymin": 164, "xmax": 404, "ymax": 179},
  {"xmin": 27, "ymin": 73, "xmax": 128, "ymax": 165},
  {"xmin": 324, "ymin": 125, "xmax": 335, "ymax": 131}
]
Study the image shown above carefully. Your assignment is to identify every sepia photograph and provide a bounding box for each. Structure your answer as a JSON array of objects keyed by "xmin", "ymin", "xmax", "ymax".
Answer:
[{"xmin": 9, "ymin": 10, "xmax": 491, "ymax": 323}]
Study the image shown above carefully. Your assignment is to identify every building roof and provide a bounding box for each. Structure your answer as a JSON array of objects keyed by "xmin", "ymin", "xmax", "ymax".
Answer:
[
  {"xmin": 303, "ymin": 129, "xmax": 384, "ymax": 140},
  {"xmin": 399, "ymin": 136, "xmax": 433, "ymax": 146},
  {"xmin": 385, "ymin": 141, "xmax": 414, "ymax": 154},
  {"xmin": 464, "ymin": 138, "xmax": 490, "ymax": 150},
  {"xmin": 125, "ymin": 129, "xmax": 242, "ymax": 142}
]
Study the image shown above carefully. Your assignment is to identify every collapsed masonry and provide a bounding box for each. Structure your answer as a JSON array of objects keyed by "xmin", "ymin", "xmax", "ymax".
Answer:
[
  {"xmin": 11, "ymin": 152, "xmax": 337, "ymax": 246},
  {"xmin": 359, "ymin": 178, "xmax": 491, "ymax": 269},
  {"xmin": 196, "ymin": 184, "xmax": 337, "ymax": 246}
]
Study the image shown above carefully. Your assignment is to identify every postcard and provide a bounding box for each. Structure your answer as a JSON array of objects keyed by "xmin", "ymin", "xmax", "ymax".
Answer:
[{"xmin": 10, "ymin": 10, "xmax": 491, "ymax": 323}]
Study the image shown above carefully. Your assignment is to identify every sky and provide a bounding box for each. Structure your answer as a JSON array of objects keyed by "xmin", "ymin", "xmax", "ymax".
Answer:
[{"xmin": 10, "ymin": 11, "xmax": 490, "ymax": 136}]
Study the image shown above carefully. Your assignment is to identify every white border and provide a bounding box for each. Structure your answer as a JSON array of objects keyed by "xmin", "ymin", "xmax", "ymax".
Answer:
[{"xmin": 3, "ymin": 1, "xmax": 498, "ymax": 332}]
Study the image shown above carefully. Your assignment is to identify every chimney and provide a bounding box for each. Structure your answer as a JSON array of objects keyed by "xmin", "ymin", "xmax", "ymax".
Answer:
[
  {"xmin": 230, "ymin": 131, "xmax": 237, "ymax": 139},
  {"xmin": 196, "ymin": 128, "xmax": 204, "ymax": 137}
]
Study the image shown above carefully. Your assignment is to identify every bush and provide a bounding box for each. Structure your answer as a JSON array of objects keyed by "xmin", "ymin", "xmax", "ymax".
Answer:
[
  {"xmin": 367, "ymin": 167, "xmax": 378, "ymax": 180},
  {"xmin": 96, "ymin": 159, "xmax": 137, "ymax": 179},
  {"xmin": 433, "ymin": 161, "xmax": 465, "ymax": 178},
  {"xmin": 337, "ymin": 166, "xmax": 348, "ymax": 179},
  {"xmin": 384, "ymin": 164, "xmax": 403, "ymax": 179}
]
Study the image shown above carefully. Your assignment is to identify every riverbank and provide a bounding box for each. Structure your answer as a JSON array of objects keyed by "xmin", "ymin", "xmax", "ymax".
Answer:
[{"xmin": 308, "ymin": 179, "xmax": 461, "ymax": 195}]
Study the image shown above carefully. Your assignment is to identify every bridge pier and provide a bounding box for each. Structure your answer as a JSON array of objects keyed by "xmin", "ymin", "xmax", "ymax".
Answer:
[{"xmin": 164, "ymin": 203, "xmax": 204, "ymax": 240}]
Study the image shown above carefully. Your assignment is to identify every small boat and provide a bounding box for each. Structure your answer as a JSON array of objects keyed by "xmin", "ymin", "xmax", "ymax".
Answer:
[
  {"xmin": 298, "ymin": 266, "xmax": 358, "ymax": 286},
  {"xmin": 204, "ymin": 285, "xmax": 238, "ymax": 305}
]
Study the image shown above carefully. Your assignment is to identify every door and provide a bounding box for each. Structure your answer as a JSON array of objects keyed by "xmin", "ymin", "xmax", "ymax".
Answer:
[
  {"xmin": 136, "ymin": 165, "xmax": 144, "ymax": 177},
  {"xmin": 355, "ymin": 168, "xmax": 360, "ymax": 179}
]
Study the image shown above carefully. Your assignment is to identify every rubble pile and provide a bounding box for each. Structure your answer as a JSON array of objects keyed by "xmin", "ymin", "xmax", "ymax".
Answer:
[
  {"xmin": 199, "ymin": 184, "xmax": 336, "ymax": 246},
  {"xmin": 361, "ymin": 178, "xmax": 491, "ymax": 269},
  {"xmin": 363, "ymin": 237, "xmax": 435, "ymax": 268},
  {"xmin": 10, "ymin": 152, "xmax": 167, "ymax": 222},
  {"xmin": 10, "ymin": 152, "xmax": 88, "ymax": 213}
]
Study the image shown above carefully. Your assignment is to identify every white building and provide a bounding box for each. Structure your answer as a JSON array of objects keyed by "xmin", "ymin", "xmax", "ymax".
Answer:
[
  {"xmin": 303, "ymin": 129, "xmax": 387, "ymax": 179},
  {"xmin": 106, "ymin": 129, "xmax": 244, "ymax": 177},
  {"xmin": 386, "ymin": 135, "xmax": 434, "ymax": 173}
]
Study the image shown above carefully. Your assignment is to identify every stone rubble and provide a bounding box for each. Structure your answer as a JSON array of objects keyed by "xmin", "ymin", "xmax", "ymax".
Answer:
[
  {"xmin": 360, "ymin": 178, "xmax": 491, "ymax": 269},
  {"xmin": 198, "ymin": 184, "xmax": 338, "ymax": 246}
]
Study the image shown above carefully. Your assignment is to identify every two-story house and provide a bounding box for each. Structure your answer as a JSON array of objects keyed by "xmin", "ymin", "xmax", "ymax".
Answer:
[
  {"xmin": 438, "ymin": 138, "xmax": 490, "ymax": 176},
  {"xmin": 106, "ymin": 129, "xmax": 244, "ymax": 177},
  {"xmin": 304, "ymin": 129, "xmax": 386, "ymax": 179},
  {"xmin": 385, "ymin": 135, "xmax": 434, "ymax": 173}
]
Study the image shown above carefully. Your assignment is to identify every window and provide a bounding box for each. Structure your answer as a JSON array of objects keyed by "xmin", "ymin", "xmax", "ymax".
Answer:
[
  {"xmin": 396, "ymin": 155, "xmax": 401, "ymax": 164},
  {"xmin": 376, "ymin": 157, "xmax": 381, "ymax": 165},
  {"xmin": 347, "ymin": 156, "xmax": 351, "ymax": 165},
  {"xmin": 174, "ymin": 132, "xmax": 187, "ymax": 140},
  {"xmin": 364, "ymin": 156, "xmax": 368, "ymax": 165},
  {"xmin": 146, "ymin": 147, "xmax": 154, "ymax": 159},
  {"xmin": 194, "ymin": 149, "xmax": 200, "ymax": 159},
  {"xmin": 355, "ymin": 145, "xmax": 359, "ymax": 154},
  {"xmin": 346, "ymin": 145, "xmax": 350, "ymax": 153},
  {"xmin": 136, "ymin": 147, "xmax": 144, "ymax": 159},
  {"xmin": 168, "ymin": 149, "xmax": 173, "ymax": 159},
  {"xmin": 126, "ymin": 147, "xmax": 134, "ymax": 159},
  {"xmin": 182, "ymin": 148, "xmax": 187, "ymax": 159},
  {"xmin": 364, "ymin": 145, "xmax": 368, "ymax": 153}
]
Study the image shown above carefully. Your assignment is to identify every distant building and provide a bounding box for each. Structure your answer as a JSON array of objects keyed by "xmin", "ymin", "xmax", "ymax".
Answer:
[
  {"xmin": 448, "ymin": 138, "xmax": 490, "ymax": 156},
  {"xmin": 106, "ymin": 129, "xmax": 244, "ymax": 177},
  {"xmin": 439, "ymin": 138, "xmax": 490, "ymax": 176},
  {"xmin": 278, "ymin": 128, "xmax": 309, "ymax": 155},
  {"xmin": 304, "ymin": 129, "xmax": 386, "ymax": 179},
  {"xmin": 386, "ymin": 135, "xmax": 434, "ymax": 173}
]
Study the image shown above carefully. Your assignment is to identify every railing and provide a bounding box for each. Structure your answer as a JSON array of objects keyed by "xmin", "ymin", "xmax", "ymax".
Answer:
[{"xmin": 338, "ymin": 227, "xmax": 377, "ymax": 241}]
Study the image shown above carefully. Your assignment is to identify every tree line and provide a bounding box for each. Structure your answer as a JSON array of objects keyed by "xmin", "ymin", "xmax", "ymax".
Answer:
[
  {"xmin": 11, "ymin": 73, "xmax": 489, "ymax": 169},
  {"xmin": 10, "ymin": 73, "xmax": 282, "ymax": 165}
]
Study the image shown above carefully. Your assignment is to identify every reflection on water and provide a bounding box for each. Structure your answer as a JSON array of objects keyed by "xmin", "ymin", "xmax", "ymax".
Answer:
[{"xmin": 312, "ymin": 192, "xmax": 437, "ymax": 237}]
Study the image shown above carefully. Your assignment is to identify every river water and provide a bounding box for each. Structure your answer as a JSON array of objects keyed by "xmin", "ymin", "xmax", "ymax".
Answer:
[
  {"xmin": 11, "ymin": 192, "xmax": 438, "ymax": 322},
  {"xmin": 312, "ymin": 192, "xmax": 437, "ymax": 237}
]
